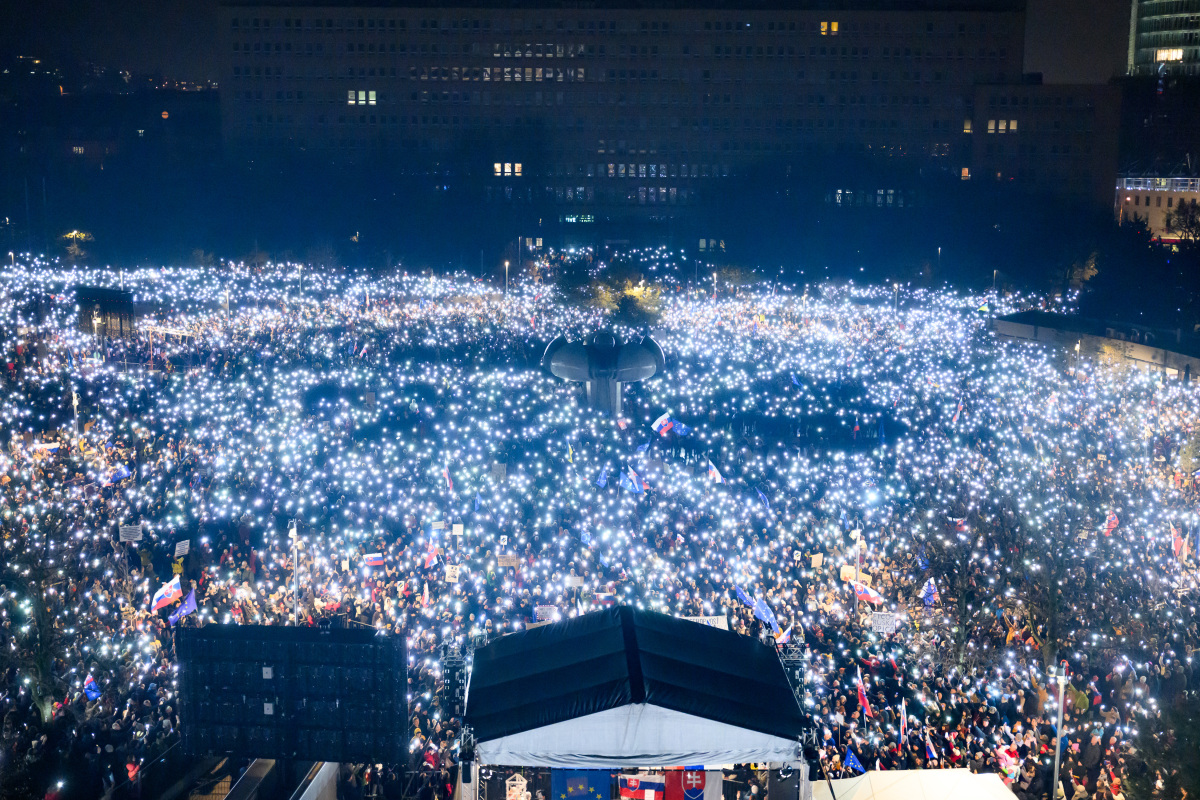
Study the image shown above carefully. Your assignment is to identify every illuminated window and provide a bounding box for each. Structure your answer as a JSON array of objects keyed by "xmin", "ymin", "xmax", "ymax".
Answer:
[
  {"xmin": 987, "ymin": 119, "xmax": 996, "ymax": 134},
  {"xmin": 73, "ymin": 146, "xmax": 85, "ymax": 154},
  {"xmin": 504, "ymin": 162, "xmax": 512, "ymax": 175},
  {"xmin": 494, "ymin": 162, "xmax": 502, "ymax": 176},
  {"xmin": 1156, "ymin": 48, "xmax": 1184, "ymax": 61},
  {"xmin": 358, "ymin": 91, "xmax": 366, "ymax": 105},
  {"xmin": 963, "ymin": 119, "xmax": 972, "ymax": 133},
  {"xmin": 998, "ymin": 119, "xmax": 1007, "ymax": 133},
  {"xmin": 368, "ymin": 90, "xmax": 376, "ymax": 105},
  {"xmin": 347, "ymin": 90, "xmax": 355, "ymax": 105},
  {"xmin": 1009, "ymin": 119, "xmax": 1017, "ymax": 132},
  {"xmin": 820, "ymin": 21, "xmax": 828, "ymax": 35},
  {"xmin": 961, "ymin": 167, "xmax": 970, "ymax": 180},
  {"xmin": 515, "ymin": 162, "xmax": 522, "ymax": 176},
  {"xmin": 831, "ymin": 21, "xmax": 839, "ymax": 35}
]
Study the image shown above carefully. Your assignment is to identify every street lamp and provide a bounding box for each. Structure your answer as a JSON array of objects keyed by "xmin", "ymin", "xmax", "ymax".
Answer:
[
  {"xmin": 1051, "ymin": 661, "xmax": 1069, "ymax": 800},
  {"xmin": 7, "ymin": 251, "xmax": 12, "ymax": 267},
  {"xmin": 894, "ymin": 283, "xmax": 900, "ymax": 313},
  {"xmin": 504, "ymin": 260, "xmax": 509, "ymax": 295}
]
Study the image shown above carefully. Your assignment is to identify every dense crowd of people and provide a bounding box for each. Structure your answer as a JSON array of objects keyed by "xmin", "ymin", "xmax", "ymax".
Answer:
[{"xmin": 1, "ymin": 256, "xmax": 1197, "ymax": 800}]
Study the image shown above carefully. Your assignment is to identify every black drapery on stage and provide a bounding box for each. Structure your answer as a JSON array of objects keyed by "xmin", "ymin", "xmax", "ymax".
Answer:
[{"xmin": 465, "ymin": 606, "xmax": 806, "ymax": 768}]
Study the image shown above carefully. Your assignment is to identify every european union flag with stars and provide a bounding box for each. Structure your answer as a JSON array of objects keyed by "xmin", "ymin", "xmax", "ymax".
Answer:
[{"xmin": 552, "ymin": 770, "xmax": 616, "ymax": 800}]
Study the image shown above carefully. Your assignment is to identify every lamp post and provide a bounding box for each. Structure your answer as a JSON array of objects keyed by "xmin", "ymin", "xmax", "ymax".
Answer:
[
  {"xmin": 504, "ymin": 260, "xmax": 509, "ymax": 295},
  {"xmin": 1051, "ymin": 661, "xmax": 1069, "ymax": 800},
  {"xmin": 893, "ymin": 283, "xmax": 900, "ymax": 313},
  {"xmin": 289, "ymin": 520, "xmax": 300, "ymax": 624}
]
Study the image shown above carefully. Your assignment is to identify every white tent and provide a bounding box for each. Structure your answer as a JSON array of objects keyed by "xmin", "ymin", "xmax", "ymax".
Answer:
[
  {"xmin": 812, "ymin": 769, "xmax": 1014, "ymax": 800},
  {"xmin": 465, "ymin": 607, "xmax": 808, "ymax": 768}
]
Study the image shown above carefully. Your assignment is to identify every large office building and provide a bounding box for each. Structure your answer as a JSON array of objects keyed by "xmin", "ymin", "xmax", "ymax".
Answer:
[
  {"xmin": 217, "ymin": 0, "xmax": 1118, "ymax": 240},
  {"xmin": 1127, "ymin": 0, "xmax": 1200, "ymax": 78}
]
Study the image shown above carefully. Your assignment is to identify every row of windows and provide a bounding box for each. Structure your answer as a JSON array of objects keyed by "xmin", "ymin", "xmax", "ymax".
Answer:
[
  {"xmin": 987, "ymin": 93, "xmax": 1085, "ymax": 107},
  {"xmin": 230, "ymin": 16, "xmax": 1006, "ymax": 36},
  {"xmin": 493, "ymin": 162, "xmax": 733, "ymax": 179},
  {"xmin": 236, "ymin": 97, "xmax": 965, "ymax": 139},
  {"xmin": 1137, "ymin": 1, "xmax": 1200, "ymax": 19},
  {"xmin": 483, "ymin": 185, "xmax": 694, "ymax": 205},
  {"xmin": 1120, "ymin": 177, "xmax": 1200, "ymax": 191},
  {"xmin": 830, "ymin": 188, "xmax": 914, "ymax": 207},
  {"xmin": 1129, "ymin": 194, "xmax": 1193, "ymax": 208},
  {"xmin": 228, "ymin": 60, "xmax": 992, "ymax": 89},
  {"xmin": 229, "ymin": 39, "xmax": 1011, "ymax": 65}
]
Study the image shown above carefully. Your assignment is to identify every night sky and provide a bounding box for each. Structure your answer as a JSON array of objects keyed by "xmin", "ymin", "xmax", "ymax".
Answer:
[{"xmin": 2, "ymin": 0, "xmax": 1130, "ymax": 86}]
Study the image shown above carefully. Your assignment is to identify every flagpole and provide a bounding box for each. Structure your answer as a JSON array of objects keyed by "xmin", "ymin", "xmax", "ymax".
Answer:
[
  {"xmin": 818, "ymin": 754, "xmax": 838, "ymax": 800},
  {"xmin": 289, "ymin": 519, "xmax": 300, "ymax": 625},
  {"xmin": 1051, "ymin": 660, "xmax": 1068, "ymax": 800}
]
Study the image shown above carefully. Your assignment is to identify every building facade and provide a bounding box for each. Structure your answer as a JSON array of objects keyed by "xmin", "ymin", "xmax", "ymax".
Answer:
[
  {"xmin": 1115, "ymin": 170, "xmax": 1200, "ymax": 242},
  {"xmin": 1127, "ymin": 0, "xmax": 1200, "ymax": 78},
  {"xmin": 217, "ymin": 0, "xmax": 1117, "ymax": 233}
]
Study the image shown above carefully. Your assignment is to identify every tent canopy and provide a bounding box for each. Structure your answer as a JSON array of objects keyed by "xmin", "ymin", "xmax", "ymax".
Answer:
[
  {"xmin": 813, "ymin": 769, "xmax": 1014, "ymax": 800},
  {"xmin": 465, "ymin": 606, "xmax": 806, "ymax": 767}
]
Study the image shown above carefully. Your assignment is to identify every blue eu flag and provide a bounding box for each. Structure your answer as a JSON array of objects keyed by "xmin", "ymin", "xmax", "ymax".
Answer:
[{"xmin": 551, "ymin": 771, "xmax": 615, "ymax": 800}]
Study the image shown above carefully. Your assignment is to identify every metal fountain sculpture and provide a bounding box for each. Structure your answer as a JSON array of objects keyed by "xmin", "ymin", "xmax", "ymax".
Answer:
[{"xmin": 541, "ymin": 330, "xmax": 665, "ymax": 417}]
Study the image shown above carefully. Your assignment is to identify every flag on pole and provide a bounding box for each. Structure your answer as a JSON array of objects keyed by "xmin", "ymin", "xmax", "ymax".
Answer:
[
  {"xmin": 1103, "ymin": 511, "xmax": 1119, "ymax": 536},
  {"xmin": 921, "ymin": 578, "xmax": 939, "ymax": 607},
  {"xmin": 475, "ymin": 491, "xmax": 482, "ymax": 511},
  {"xmin": 566, "ymin": 440, "xmax": 574, "ymax": 464},
  {"xmin": 424, "ymin": 547, "xmax": 440, "ymax": 569},
  {"xmin": 756, "ymin": 487, "xmax": 770, "ymax": 512},
  {"xmin": 850, "ymin": 580, "xmax": 885, "ymax": 606},
  {"xmin": 706, "ymin": 458, "xmax": 724, "ymax": 484},
  {"xmin": 950, "ymin": 398, "xmax": 963, "ymax": 425},
  {"xmin": 925, "ymin": 734, "xmax": 938, "ymax": 761},
  {"xmin": 857, "ymin": 666, "xmax": 873, "ymax": 718},
  {"xmin": 443, "ymin": 465, "xmax": 454, "ymax": 492},
  {"xmin": 596, "ymin": 466, "xmax": 609, "ymax": 488},
  {"xmin": 83, "ymin": 674, "xmax": 102, "ymax": 701},
  {"xmin": 151, "ymin": 575, "xmax": 182, "ymax": 611},
  {"xmin": 168, "ymin": 589, "xmax": 197, "ymax": 626},
  {"xmin": 651, "ymin": 412, "xmax": 675, "ymax": 436},
  {"xmin": 774, "ymin": 625, "xmax": 792, "ymax": 644},
  {"xmin": 844, "ymin": 749, "xmax": 866, "ymax": 774},
  {"xmin": 899, "ymin": 698, "xmax": 907, "ymax": 744},
  {"xmin": 363, "ymin": 552, "xmax": 385, "ymax": 567}
]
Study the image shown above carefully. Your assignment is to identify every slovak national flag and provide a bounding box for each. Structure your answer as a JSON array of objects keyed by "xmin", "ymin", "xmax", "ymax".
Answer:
[
  {"xmin": 620, "ymin": 775, "xmax": 666, "ymax": 800},
  {"xmin": 651, "ymin": 412, "xmax": 674, "ymax": 436},
  {"xmin": 151, "ymin": 575, "xmax": 183, "ymax": 612},
  {"xmin": 850, "ymin": 580, "xmax": 885, "ymax": 606},
  {"xmin": 857, "ymin": 666, "xmax": 873, "ymax": 718},
  {"xmin": 706, "ymin": 458, "xmax": 724, "ymax": 484},
  {"xmin": 363, "ymin": 552, "xmax": 385, "ymax": 567}
]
